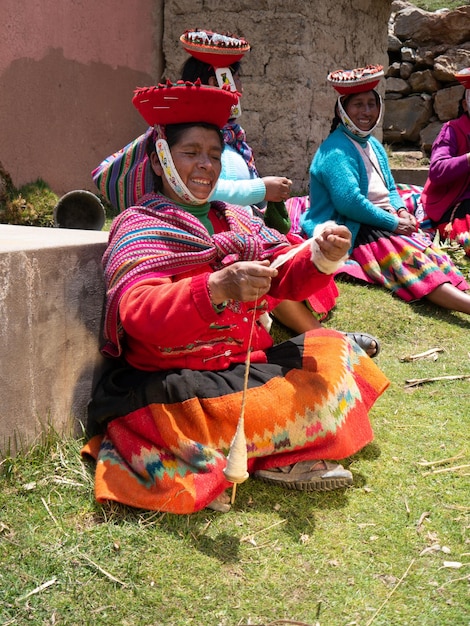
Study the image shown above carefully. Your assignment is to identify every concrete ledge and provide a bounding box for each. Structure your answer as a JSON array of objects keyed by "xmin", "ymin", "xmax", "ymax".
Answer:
[
  {"xmin": 391, "ymin": 167, "xmax": 428, "ymax": 187},
  {"xmin": 0, "ymin": 225, "xmax": 109, "ymax": 456}
]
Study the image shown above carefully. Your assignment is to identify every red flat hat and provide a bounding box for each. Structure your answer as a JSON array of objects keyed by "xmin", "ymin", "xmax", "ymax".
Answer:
[
  {"xmin": 327, "ymin": 65, "xmax": 384, "ymax": 95},
  {"xmin": 455, "ymin": 67, "xmax": 470, "ymax": 89},
  {"xmin": 180, "ymin": 29, "xmax": 250, "ymax": 68},
  {"xmin": 132, "ymin": 80, "xmax": 240, "ymax": 128}
]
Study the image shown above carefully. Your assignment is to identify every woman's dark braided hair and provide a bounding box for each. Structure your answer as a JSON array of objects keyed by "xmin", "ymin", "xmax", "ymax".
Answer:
[{"xmin": 180, "ymin": 56, "xmax": 241, "ymax": 83}]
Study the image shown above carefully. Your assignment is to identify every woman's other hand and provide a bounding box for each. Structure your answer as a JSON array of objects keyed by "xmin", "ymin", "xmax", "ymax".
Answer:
[
  {"xmin": 315, "ymin": 224, "xmax": 351, "ymax": 261},
  {"xmin": 208, "ymin": 260, "xmax": 279, "ymax": 303},
  {"xmin": 395, "ymin": 210, "xmax": 417, "ymax": 235},
  {"xmin": 263, "ymin": 176, "xmax": 292, "ymax": 202}
]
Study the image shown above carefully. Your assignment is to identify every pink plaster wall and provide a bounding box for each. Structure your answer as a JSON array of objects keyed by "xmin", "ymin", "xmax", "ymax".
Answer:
[{"xmin": 1, "ymin": 0, "xmax": 161, "ymax": 195}]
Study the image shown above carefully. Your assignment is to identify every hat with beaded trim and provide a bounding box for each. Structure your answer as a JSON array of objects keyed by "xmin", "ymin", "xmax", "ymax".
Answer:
[
  {"xmin": 327, "ymin": 64, "xmax": 384, "ymax": 95},
  {"xmin": 179, "ymin": 29, "xmax": 250, "ymax": 69},
  {"xmin": 455, "ymin": 67, "xmax": 470, "ymax": 90},
  {"xmin": 330, "ymin": 65, "xmax": 384, "ymax": 140},
  {"xmin": 132, "ymin": 80, "xmax": 240, "ymax": 206},
  {"xmin": 132, "ymin": 79, "xmax": 240, "ymax": 129},
  {"xmin": 179, "ymin": 29, "xmax": 249, "ymax": 119}
]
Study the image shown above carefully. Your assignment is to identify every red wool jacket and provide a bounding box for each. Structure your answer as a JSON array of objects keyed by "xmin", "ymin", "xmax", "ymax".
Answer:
[{"xmin": 119, "ymin": 243, "xmax": 333, "ymax": 372}]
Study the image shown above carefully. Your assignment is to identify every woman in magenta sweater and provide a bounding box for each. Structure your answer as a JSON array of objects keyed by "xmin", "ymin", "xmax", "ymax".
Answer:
[{"xmin": 421, "ymin": 68, "xmax": 470, "ymax": 257}]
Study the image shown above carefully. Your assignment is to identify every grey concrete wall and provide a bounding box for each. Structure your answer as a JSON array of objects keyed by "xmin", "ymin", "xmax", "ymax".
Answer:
[
  {"xmin": 0, "ymin": 225, "xmax": 108, "ymax": 456},
  {"xmin": 391, "ymin": 167, "xmax": 429, "ymax": 186}
]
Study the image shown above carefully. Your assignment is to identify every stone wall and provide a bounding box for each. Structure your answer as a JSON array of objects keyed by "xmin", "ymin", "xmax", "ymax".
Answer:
[
  {"xmin": 9, "ymin": 2, "xmax": 466, "ymax": 194},
  {"xmin": 384, "ymin": 1, "xmax": 470, "ymax": 153}
]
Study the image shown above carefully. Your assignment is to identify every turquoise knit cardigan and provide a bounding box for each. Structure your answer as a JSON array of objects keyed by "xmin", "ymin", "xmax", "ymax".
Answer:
[{"xmin": 301, "ymin": 126, "xmax": 403, "ymax": 248}]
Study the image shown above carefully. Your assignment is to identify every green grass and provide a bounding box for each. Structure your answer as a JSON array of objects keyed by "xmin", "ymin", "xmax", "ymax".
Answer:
[
  {"xmin": 1, "ymin": 246, "xmax": 470, "ymax": 625},
  {"xmin": 385, "ymin": 146, "xmax": 430, "ymax": 169},
  {"xmin": 414, "ymin": 0, "xmax": 469, "ymax": 10},
  {"xmin": 0, "ymin": 179, "xmax": 58, "ymax": 228}
]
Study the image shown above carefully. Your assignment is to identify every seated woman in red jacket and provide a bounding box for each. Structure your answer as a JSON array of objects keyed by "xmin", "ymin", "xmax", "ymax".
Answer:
[
  {"xmin": 91, "ymin": 28, "xmax": 380, "ymax": 357},
  {"xmin": 82, "ymin": 80, "xmax": 389, "ymax": 514}
]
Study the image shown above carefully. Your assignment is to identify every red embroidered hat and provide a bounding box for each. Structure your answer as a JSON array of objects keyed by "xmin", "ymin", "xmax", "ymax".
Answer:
[
  {"xmin": 180, "ymin": 29, "xmax": 250, "ymax": 68},
  {"xmin": 455, "ymin": 67, "xmax": 470, "ymax": 89},
  {"xmin": 132, "ymin": 79, "xmax": 240, "ymax": 128},
  {"xmin": 327, "ymin": 64, "xmax": 384, "ymax": 95}
]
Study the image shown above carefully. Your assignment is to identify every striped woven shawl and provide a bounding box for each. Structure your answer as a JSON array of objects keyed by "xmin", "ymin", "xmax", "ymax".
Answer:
[{"xmin": 102, "ymin": 193, "xmax": 290, "ymax": 357}]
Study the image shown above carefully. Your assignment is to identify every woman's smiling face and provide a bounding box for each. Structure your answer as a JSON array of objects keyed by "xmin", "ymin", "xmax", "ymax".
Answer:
[
  {"xmin": 151, "ymin": 125, "xmax": 223, "ymax": 203},
  {"xmin": 344, "ymin": 91, "xmax": 380, "ymax": 132}
]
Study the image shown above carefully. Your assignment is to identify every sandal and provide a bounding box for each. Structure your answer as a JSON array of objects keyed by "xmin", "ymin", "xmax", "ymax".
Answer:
[
  {"xmin": 253, "ymin": 460, "xmax": 353, "ymax": 491},
  {"xmin": 344, "ymin": 332, "xmax": 380, "ymax": 358},
  {"xmin": 206, "ymin": 491, "xmax": 231, "ymax": 513}
]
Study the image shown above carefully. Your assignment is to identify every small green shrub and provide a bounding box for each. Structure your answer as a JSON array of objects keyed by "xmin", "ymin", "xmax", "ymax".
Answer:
[
  {"xmin": 0, "ymin": 178, "xmax": 58, "ymax": 227},
  {"xmin": 414, "ymin": 0, "xmax": 468, "ymax": 10}
]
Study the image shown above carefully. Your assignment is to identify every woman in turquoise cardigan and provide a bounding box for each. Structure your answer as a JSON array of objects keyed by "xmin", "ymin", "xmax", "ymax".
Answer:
[{"xmin": 301, "ymin": 65, "xmax": 470, "ymax": 316}]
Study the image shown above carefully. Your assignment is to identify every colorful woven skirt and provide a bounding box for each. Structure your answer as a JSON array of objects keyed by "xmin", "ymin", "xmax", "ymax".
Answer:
[
  {"xmin": 396, "ymin": 183, "xmax": 426, "ymax": 222},
  {"xmin": 339, "ymin": 225, "xmax": 469, "ymax": 302},
  {"xmin": 82, "ymin": 329, "xmax": 389, "ymax": 514},
  {"xmin": 286, "ymin": 195, "xmax": 309, "ymax": 237}
]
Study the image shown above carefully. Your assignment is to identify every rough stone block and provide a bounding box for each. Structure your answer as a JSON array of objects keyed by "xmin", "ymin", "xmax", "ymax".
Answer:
[
  {"xmin": 0, "ymin": 225, "xmax": 108, "ymax": 456},
  {"xmin": 391, "ymin": 167, "xmax": 428, "ymax": 187}
]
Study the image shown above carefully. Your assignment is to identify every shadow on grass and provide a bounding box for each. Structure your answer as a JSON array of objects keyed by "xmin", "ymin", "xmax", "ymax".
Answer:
[
  {"xmin": 347, "ymin": 441, "xmax": 381, "ymax": 463},
  {"xmin": 406, "ymin": 298, "xmax": 470, "ymax": 330},
  {"xmin": 194, "ymin": 531, "xmax": 242, "ymax": 562},
  {"xmin": 82, "ymin": 454, "xmax": 365, "ymax": 563},
  {"xmin": 188, "ymin": 484, "xmax": 355, "ymax": 560}
]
